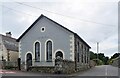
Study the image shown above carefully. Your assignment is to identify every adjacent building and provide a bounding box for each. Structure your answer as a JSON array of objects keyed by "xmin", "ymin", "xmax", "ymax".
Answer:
[{"xmin": 0, "ymin": 32, "xmax": 19, "ymax": 62}]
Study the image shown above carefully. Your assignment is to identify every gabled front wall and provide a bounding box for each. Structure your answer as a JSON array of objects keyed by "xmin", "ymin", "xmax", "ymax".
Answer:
[{"xmin": 19, "ymin": 17, "xmax": 75, "ymax": 66}]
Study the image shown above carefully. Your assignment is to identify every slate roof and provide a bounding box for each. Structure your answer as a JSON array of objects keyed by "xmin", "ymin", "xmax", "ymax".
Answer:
[
  {"xmin": 0, "ymin": 34, "xmax": 18, "ymax": 52},
  {"xmin": 17, "ymin": 14, "xmax": 91, "ymax": 48}
]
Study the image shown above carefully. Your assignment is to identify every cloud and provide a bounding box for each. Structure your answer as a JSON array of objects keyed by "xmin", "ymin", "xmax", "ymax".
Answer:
[
  {"xmin": 1, "ymin": 1, "xmax": 118, "ymax": 57},
  {"xmin": 2, "ymin": 0, "xmax": 119, "ymax": 2},
  {"xmin": 92, "ymin": 34, "xmax": 118, "ymax": 57}
]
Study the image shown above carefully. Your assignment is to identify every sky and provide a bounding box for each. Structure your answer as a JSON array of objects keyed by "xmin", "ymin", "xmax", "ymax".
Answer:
[{"xmin": 0, "ymin": 0, "xmax": 119, "ymax": 58}]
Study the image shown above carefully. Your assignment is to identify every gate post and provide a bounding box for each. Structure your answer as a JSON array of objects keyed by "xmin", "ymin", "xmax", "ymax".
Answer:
[{"xmin": 18, "ymin": 58, "xmax": 21, "ymax": 70}]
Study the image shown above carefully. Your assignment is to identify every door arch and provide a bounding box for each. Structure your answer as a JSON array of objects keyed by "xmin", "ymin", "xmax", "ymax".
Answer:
[
  {"xmin": 55, "ymin": 51, "xmax": 63, "ymax": 59},
  {"xmin": 26, "ymin": 53, "xmax": 32, "ymax": 70},
  {"xmin": 54, "ymin": 49, "xmax": 65, "ymax": 60}
]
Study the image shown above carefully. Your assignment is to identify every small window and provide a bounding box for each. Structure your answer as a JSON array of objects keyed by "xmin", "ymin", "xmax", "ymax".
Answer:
[{"xmin": 41, "ymin": 27, "xmax": 45, "ymax": 32}]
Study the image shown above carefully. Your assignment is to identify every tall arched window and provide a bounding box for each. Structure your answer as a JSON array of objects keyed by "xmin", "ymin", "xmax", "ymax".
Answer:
[
  {"xmin": 77, "ymin": 42, "xmax": 80, "ymax": 62},
  {"xmin": 46, "ymin": 41, "xmax": 52, "ymax": 62},
  {"xmin": 81, "ymin": 45, "xmax": 83, "ymax": 63},
  {"xmin": 35, "ymin": 42, "xmax": 40, "ymax": 62}
]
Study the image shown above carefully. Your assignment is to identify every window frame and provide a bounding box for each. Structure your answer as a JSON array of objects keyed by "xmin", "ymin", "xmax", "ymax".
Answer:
[
  {"xmin": 77, "ymin": 42, "xmax": 80, "ymax": 62},
  {"xmin": 41, "ymin": 27, "xmax": 45, "ymax": 32},
  {"xmin": 35, "ymin": 42, "xmax": 40, "ymax": 62},
  {"xmin": 46, "ymin": 40, "xmax": 52, "ymax": 62}
]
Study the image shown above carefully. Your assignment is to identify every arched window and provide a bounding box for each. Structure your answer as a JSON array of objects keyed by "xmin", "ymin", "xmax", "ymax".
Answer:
[
  {"xmin": 46, "ymin": 41, "xmax": 52, "ymax": 62},
  {"xmin": 81, "ymin": 45, "xmax": 83, "ymax": 63},
  {"xmin": 77, "ymin": 42, "xmax": 80, "ymax": 62},
  {"xmin": 35, "ymin": 42, "xmax": 40, "ymax": 62}
]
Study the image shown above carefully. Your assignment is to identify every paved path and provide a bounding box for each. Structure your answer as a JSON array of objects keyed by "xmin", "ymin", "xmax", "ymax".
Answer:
[{"xmin": 0, "ymin": 70, "xmax": 16, "ymax": 74}]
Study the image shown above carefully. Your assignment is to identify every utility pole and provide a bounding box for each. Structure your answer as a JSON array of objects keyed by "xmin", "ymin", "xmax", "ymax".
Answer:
[{"xmin": 97, "ymin": 42, "xmax": 99, "ymax": 65}]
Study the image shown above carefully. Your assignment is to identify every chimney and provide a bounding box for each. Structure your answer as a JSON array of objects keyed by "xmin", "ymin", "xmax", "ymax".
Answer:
[{"xmin": 6, "ymin": 32, "xmax": 12, "ymax": 37}]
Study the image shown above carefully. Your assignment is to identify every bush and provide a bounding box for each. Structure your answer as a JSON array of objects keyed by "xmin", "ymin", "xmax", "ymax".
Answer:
[
  {"xmin": 92, "ymin": 59, "xmax": 104, "ymax": 65},
  {"xmin": 109, "ymin": 58, "xmax": 118, "ymax": 65}
]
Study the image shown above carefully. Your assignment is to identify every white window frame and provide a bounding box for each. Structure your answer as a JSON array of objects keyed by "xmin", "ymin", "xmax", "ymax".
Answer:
[
  {"xmin": 45, "ymin": 39, "xmax": 54, "ymax": 62},
  {"xmin": 33, "ymin": 40, "xmax": 41, "ymax": 62},
  {"xmin": 41, "ymin": 27, "xmax": 45, "ymax": 32}
]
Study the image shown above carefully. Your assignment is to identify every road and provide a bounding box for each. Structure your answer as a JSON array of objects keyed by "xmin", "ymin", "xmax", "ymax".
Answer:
[
  {"xmin": 1, "ymin": 65, "xmax": 119, "ymax": 78},
  {"xmin": 73, "ymin": 65, "xmax": 118, "ymax": 76}
]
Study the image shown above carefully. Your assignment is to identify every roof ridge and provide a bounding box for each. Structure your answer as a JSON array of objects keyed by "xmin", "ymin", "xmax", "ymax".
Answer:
[{"xmin": 16, "ymin": 14, "xmax": 90, "ymax": 48}]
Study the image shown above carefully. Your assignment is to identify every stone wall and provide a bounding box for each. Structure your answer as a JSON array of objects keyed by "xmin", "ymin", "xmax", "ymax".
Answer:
[
  {"xmin": 20, "ymin": 60, "xmax": 90, "ymax": 74},
  {"xmin": 9, "ymin": 51, "xmax": 19, "ymax": 62},
  {"xmin": 76, "ymin": 62, "xmax": 90, "ymax": 72},
  {"xmin": 62, "ymin": 60, "xmax": 76, "ymax": 74},
  {"xmin": 112, "ymin": 57, "xmax": 120, "ymax": 67},
  {"xmin": 21, "ymin": 62, "xmax": 25, "ymax": 71},
  {"xmin": 61, "ymin": 60, "xmax": 90, "ymax": 74},
  {"xmin": 25, "ymin": 60, "xmax": 76, "ymax": 74},
  {"xmin": 29, "ymin": 66, "xmax": 55, "ymax": 73},
  {"xmin": 1, "ymin": 60, "xmax": 18, "ymax": 70},
  {"xmin": 89, "ymin": 60, "xmax": 96, "ymax": 67}
]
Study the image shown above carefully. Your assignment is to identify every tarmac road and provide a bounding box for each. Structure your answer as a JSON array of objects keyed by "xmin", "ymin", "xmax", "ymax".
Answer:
[{"xmin": 1, "ymin": 65, "xmax": 119, "ymax": 78}]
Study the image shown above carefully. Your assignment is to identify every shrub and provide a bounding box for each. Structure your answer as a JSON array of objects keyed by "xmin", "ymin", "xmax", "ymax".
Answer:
[{"xmin": 92, "ymin": 59, "xmax": 103, "ymax": 65}]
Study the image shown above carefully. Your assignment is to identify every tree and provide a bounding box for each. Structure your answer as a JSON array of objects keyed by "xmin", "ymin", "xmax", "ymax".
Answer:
[
  {"xmin": 97, "ymin": 53, "xmax": 109, "ymax": 65},
  {"xmin": 90, "ymin": 51, "xmax": 97, "ymax": 60},
  {"xmin": 90, "ymin": 51, "xmax": 109, "ymax": 65},
  {"xmin": 109, "ymin": 53, "xmax": 120, "ymax": 65},
  {"xmin": 110, "ymin": 53, "xmax": 120, "ymax": 60},
  {"xmin": 98, "ymin": 53, "xmax": 104, "ymax": 61},
  {"xmin": 104, "ymin": 57, "xmax": 109, "ymax": 65}
]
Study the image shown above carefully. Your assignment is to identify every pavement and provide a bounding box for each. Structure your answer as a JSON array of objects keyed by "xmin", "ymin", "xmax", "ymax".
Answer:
[{"xmin": 0, "ymin": 65, "xmax": 119, "ymax": 78}]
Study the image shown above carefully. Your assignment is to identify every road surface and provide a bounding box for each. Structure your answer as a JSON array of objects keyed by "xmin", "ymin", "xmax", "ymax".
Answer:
[
  {"xmin": 73, "ymin": 65, "xmax": 118, "ymax": 76},
  {"xmin": 1, "ymin": 65, "xmax": 119, "ymax": 78}
]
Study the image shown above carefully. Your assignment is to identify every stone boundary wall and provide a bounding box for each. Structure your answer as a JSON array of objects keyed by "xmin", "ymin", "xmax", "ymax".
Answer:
[
  {"xmin": 0, "ymin": 60, "xmax": 18, "ymax": 70},
  {"xmin": 20, "ymin": 60, "xmax": 91, "ymax": 74},
  {"xmin": 24, "ymin": 60, "xmax": 76, "ymax": 74},
  {"xmin": 89, "ymin": 60, "xmax": 96, "ymax": 67},
  {"xmin": 62, "ymin": 60, "xmax": 76, "ymax": 74},
  {"xmin": 29, "ymin": 66, "xmax": 55, "ymax": 73},
  {"xmin": 112, "ymin": 58, "xmax": 119, "ymax": 67}
]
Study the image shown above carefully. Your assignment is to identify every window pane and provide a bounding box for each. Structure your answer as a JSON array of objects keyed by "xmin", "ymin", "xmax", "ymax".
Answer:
[
  {"xmin": 46, "ymin": 41, "xmax": 52, "ymax": 61},
  {"xmin": 35, "ymin": 42, "xmax": 40, "ymax": 62}
]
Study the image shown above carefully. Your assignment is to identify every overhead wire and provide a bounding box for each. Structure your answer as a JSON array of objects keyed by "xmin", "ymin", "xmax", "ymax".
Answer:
[
  {"xmin": 1, "ymin": 2, "xmax": 117, "ymax": 52},
  {"xmin": 14, "ymin": 2, "xmax": 116, "ymax": 27},
  {"xmin": 11, "ymin": 2, "xmax": 118, "ymax": 55},
  {"xmin": 1, "ymin": 4, "xmax": 117, "ymax": 40},
  {"xmin": 1, "ymin": 4, "xmax": 38, "ymax": 17}
]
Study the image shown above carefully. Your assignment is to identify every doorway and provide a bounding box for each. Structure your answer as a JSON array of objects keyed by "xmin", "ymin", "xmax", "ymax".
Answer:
[
  {"xmin": 26, "ymin": 53, "xmax": 32, "ymax": 71},
  {"xmin": 55, "ymin": 51, "xmax": 63, "ymax": 59}
]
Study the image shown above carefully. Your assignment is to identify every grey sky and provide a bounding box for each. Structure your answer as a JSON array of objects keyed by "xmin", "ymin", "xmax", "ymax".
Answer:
[{"xmin": 0, "ymin": 0, "xmax": 119, "ymax": 58}]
